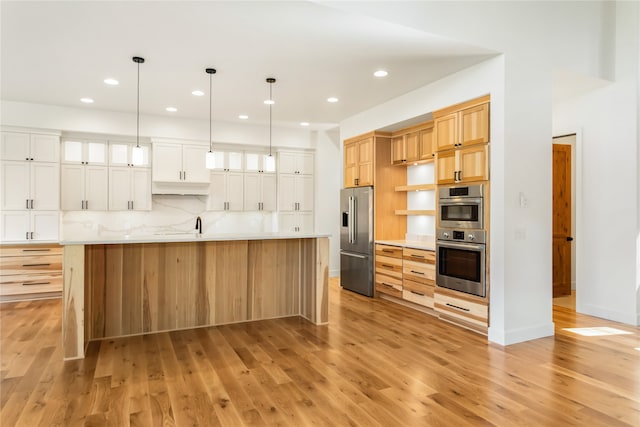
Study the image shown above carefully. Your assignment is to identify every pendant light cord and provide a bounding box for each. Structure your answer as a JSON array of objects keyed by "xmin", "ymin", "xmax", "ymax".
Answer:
[
  {"xmin": 269, "ymin": 82, "xmax": 272, "ymax": 157},
  {"xmin": 136, "ymin": 60, "xmax": 140, "ymax": 148},
  {"xmin": 209, "ymin": 72, "xmax": 213, "ymax": 153}
]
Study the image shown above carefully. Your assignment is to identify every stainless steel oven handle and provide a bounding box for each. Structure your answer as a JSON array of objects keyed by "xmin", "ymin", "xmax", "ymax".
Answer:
[
  {"xmin": 439, "ymin": 198, "xmax": 483, "ymax": 206},
  {"xmin": 437, "ymin": 241, "xmax": 485, "ymax": 251},
  {"xmin": 340, "ymin": 251, "xmax": 366, "ymax": 259}
]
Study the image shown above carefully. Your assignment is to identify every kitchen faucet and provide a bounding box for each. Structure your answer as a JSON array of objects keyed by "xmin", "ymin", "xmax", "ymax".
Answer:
[{"xmin": 195, "ymin": 216, "xmax": 202, "ymax": 234}]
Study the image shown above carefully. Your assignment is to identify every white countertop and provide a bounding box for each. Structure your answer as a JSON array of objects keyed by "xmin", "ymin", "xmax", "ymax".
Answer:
[
  {"xmin": 375, "ymin": 239, "xmax": 436, "ymax": 251},
  {"xmin": 60, "ymin": 232, "xmax": 330, "ymax": 245}
]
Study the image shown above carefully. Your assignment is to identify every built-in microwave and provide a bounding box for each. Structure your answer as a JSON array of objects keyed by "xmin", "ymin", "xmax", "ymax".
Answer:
[
  {"xmin": 438, "ymin": 184, "xmax": 484, "ymax": 229},
  {"xmin": 436, "ymin": 229, "xmax": 486, "ymax": 298}
]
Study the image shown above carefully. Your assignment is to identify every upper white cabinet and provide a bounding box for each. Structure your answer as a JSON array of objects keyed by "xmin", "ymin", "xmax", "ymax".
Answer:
[
  {"xmin": 245, "ymin": 152, "xmax": 276, "ymax": 173},
  {"xmin": 207, "ymin": 150, "xmax": 243, "ymax": 172},
  {"xmin": 278, "ymin": 151, "xmax": 314, "ymax": 175},
  {"xmin": 244, "ymin": 173, "xmax": 277, "ymax": 211},
  {"xmin": 153, "ymin": 142, "xmax": 209, "ymax": 184},
  {"xmin": 207, "ymin": 172, "xmax": 244, "ymax": 211},
  {"xmin": 61, "ymin": 164, "xmax": 108, "ymax": 211},
  {"xmin": 1, "ymin": 161, "xmax": 59, "ymax": 211},
  {"xmin": 1, "ymin": 132, "xmax": 59, "ymax": 162},
  {"xmin": 109, "ymin": 167, "xmax": 151, "ymax": 211},
  {"xmin": 278, "ymin": 174, "xmax": 313, "ymax": 212},
  {"xmin": 109, "ymin": 142, "xmax": 150, "ymax": 167},
  {"xmin": 62, "ymin": 139, "xmax": 107, "ymax": 165},
  {"xmin": 0, "ymin": 210, "xmax": 59, "ymax": 242}
]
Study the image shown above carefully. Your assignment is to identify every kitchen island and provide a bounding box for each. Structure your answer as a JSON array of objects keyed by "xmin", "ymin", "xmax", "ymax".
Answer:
[{"xmin": 61, "ymin": 233, "xmax": 329, "ymax": 359}]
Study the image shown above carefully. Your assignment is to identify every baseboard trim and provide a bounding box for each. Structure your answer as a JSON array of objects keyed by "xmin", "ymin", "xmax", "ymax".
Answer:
[
  {"xmin": 329, "ymin": 268, "xmax": 340, "ymax": 278},
  {"xmin": 580, "ymin": 303, "xmax": 637, "ymax": 326},
  {"xmin": 488, "ymin": 321, "xmax": 555, "ymax": 346}
]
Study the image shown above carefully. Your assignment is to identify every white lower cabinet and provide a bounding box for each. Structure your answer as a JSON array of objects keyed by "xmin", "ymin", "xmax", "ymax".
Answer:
[
  {"xmin": 244, "ymin": 173, "xmax": 276, "ymax": 211},
  {"xmin": 279, "ymin": 212, "xmax": 313, "ymax": 233},
  {"xmin": 0, "ymin": 211, "xmax": 59, "ymax": 242},
  {"xmin": 207, "ymin": 172, "xmax": 244, "ymax": 211},
  {"xmin": 109, "ymin": 167, "xmax": 151, "ymax": 211},
  {"xmin": 61, "ymin": 164, "xmax": 108, "ymax": 211}
]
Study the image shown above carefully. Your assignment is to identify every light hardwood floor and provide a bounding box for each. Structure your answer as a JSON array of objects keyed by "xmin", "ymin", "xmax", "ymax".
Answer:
[{"xmin": 1, "ymin": 278, "xmax": 639, "ymax": 426}]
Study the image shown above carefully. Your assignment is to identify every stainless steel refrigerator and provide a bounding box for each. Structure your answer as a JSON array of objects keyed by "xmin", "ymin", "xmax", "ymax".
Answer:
[{"xmin": 340, "ymin": 186, "xmax": 374, "ymax": 297}]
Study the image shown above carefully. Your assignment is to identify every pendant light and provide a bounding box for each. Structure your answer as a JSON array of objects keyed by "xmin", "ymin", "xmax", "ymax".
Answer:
[
  {"xmin": 131, "ymin": 56, "xmax": 145, "ymax": 166},
  {"xmin": 205, "ymin": 68, "xmax": 217, "ymax": 169},
  {"xmin": 265, "ymin": 77, "xmax": 276, "ymax": 172}
]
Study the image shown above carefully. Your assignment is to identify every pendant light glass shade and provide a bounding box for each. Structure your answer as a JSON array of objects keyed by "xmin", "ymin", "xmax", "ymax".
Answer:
[
  {"xmin": 132, "ymin": 56, "xmax": 145, "ymax": 166},
  {"xmin": 205, "ymin": 68, "xmax": 217, "ymax": 169}
]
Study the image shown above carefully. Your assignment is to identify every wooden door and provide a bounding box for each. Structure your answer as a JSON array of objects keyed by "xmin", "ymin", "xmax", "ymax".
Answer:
[
  {"xmin": 553, "ymin": 144, "xmax": 572, "ymax": 297},
  {"xmin": 405, "ymin": 132, "xmax": 420, "ymax": 162},
  {"xmin": 391, "ymin": 135, "xmax": 405, "ymax": 164},
  {"xmin": 458, "ymin": 145, "xmax": 488, "ymax": 183}
]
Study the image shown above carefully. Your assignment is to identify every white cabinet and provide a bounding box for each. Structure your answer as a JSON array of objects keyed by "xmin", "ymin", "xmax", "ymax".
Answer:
[
  {"xmin": 61, "ymin": 164, "xmax": 108, "ymax": 211},
  {"xmin": 0, "ymin": 211, "xmax": 59, "ymax": 242},
  {"xmin": 1, "ymin": 132, "xmax": 59, "ymax": 162},
  {"xmin": 245, "ymin": 152, "xmax": 276, "ymax": 173},
  {"xmin": 278, "ymin": 151, "xmax": 314, "ymax": 175},
  {"xmin": 244, "ymin": 173, "xmax": 276, "ymax": 211},
  {"xmin": 109, "ymin": 142, "xmax": 150, "ymax": 167},
  {"xmin": 207, "ymin": 172, "xmax": 244, "ymax": 211},
  {"xmin": 109, "ymin": 167, "xmax": 151, "ymax": 211},
  {"xmin": 278, "ymin": 174, "xmax": 313, "ymax": 212},
  {"xmin": 1, "ymin": 161, "xmax": 59, "ymax": 211},
  {"xmin": 62, "ymin": 139, "xmax": 107, "ymax": 165},
  {"xmin": 279, "ymin": 212, "xmax": 313, "ymax": 233},
  {"xmin": 153, "ymin": 143, "xmax": 209, "ymax": 183},
  {"xmin": 208, "ymin": 150, "xmax": 244, "ymax": 172}
]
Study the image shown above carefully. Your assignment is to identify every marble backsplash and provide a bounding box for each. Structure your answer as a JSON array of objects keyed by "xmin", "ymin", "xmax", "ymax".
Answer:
[{"xmin": 61, "ymin": 195, "xmax": 277, "ymax": 240}]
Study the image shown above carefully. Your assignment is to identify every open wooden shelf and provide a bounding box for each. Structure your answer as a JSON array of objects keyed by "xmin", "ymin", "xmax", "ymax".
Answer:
[
  {"xmin": 394, "ymin": 184, "xmax": 436, "ymax": 192},
  {"xmin": 394, "ymin": 210, "xmax": 436, "ymax": 216}
]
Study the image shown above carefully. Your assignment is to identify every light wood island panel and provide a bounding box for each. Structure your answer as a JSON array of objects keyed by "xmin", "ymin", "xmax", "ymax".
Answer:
[{"xmin": 64, "ymin": 237, "xmax": 329, "ymax": 359}]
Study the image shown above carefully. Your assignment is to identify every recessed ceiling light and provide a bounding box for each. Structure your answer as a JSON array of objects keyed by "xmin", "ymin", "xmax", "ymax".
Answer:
[
  {"xmin": 238, "ymin": 114, "xmax": 249, "ymax": 119},
  {"xmin": 373, "ymin": 70, "xmax": 388, "ymax": 77},
  {"xmin": 264, "ymin": 99, "xmax": 275, "ymax": 105},
  {"xmin": 80, "ymin": 98, "xmax": 94, "ymax": 103},
  {"xmin": 327, "ymin": 97, "xmax": 339, "ymax": 103},
  {"xmin": 166, "ymin": 107, "xmax": 177, "ymax": 112},
  {"xmin": 104, "ymin": 78, "xmax": 119, "ymax": 85},
  {"xmin": 192, "ymin": 90, "xmax": 205, "ymax": 96},
  {"xmin": 300, "ymin": 122, "xmax": 310, "ymax": 127}
]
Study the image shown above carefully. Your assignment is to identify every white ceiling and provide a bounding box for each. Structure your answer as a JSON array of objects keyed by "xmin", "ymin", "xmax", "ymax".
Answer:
[{"xmin": 1, "ymin": 1, "xmax": 497, "ymax": 130}]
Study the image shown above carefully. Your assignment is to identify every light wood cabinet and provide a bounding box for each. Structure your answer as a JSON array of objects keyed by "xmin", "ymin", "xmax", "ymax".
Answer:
[
  {"xmin": 419, "ymin": 127, "xmax": 435, "ymax": 161},
  {"xmin": 0, "ymin": 244, "xmax": 62, "ymax": 300},
  {"xmin": 434, "ymin": 100, "xmax": 489, "ymax": 153},
  {"xmin": 390, "ymin": 123, "xmax": 434, "ymax": 165},
  {"xmin": 434, "ymin": 287, "xmax": 488, "ymax": 334},
  {"xmin": 436, "ymin": 144, "xmax": 488, "ymax": 185},
  {"xmin": 374, "ymin": 244, "xmax": 403, "ymax": 298},
  {"xmin": 401, "ymin": 247, "xmax": 435, "ymax": 309},
  {"xmin": 343, "ymin": 137, "xmax": 373, "ymax": 187}
]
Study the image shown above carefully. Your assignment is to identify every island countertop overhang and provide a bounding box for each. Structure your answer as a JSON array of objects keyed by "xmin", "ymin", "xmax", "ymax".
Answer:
[{"xmin": 59, "ymin": 232, "xmax": 331, "ymax": 245}]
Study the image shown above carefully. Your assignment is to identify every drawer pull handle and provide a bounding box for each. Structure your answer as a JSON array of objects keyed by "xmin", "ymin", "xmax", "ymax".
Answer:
[
  {"xmin": 446, "ymin": 303, "xmax": 470, "ymax": 312},
  {"xmin": 410, "ymin": 254, "xmax": 425, "ymax": 258},
  {"xmin": 381, "ymin": 282, "xmax": 394, "ymax": 288},
  {"xmin": 22, "ymin": 263, "xmax": 51, "ymax": 267},
  {"xmin": 22, "ymin": 281, "xmax": 50, "ymax": 286},
  {"xmin": 410, "ymin": 290, "xmax": 425, "ymax": 296},
  {"xmin": 410, "ymin": 270, "xmax": 425, "ymax": 275},
  {"xmin": 382, "ymin": 249, "xmax": 394, "ymax": 253},
  {"xmin": 381, "ymin": 264, "xmax": 394, "ymax": 268},
  {"xmin": 22, "ymin": 249, "xmax": 51, "ymax": 252}
]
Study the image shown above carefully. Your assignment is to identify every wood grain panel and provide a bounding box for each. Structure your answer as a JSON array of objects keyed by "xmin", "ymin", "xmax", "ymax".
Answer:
[
  {"xmin": 374, "ymin": 135, "xmax": 406, "ymax": 241},
  {"xmin": 211, "ymin": 241, "xmax": 249, "ymax": 324},
  {"xmin": 62, "ymin": 244, "xmax": 84, "ymax": 359}
]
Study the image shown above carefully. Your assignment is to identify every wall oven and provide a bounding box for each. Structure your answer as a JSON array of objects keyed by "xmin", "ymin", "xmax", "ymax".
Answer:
[
  {"xmin": 436, "ymin": 229, "xmax": 486, "ymax": 297},
  {"xmin": 438, "ymin": 184, "xmax": 484, "ymax": 229}
]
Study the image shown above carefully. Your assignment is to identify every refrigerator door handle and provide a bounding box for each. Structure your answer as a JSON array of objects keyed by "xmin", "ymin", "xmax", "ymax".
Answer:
[
  {"xmin": 340, "ymin": 251, "xmax": 366, "ymax": 259},
  {"xmin": 351, "ymin": 196, "xmax": 357, "ymax": 244},
  {"xmin": 348, "ymin": 196, "xmax": 354, "ymax": 243}
]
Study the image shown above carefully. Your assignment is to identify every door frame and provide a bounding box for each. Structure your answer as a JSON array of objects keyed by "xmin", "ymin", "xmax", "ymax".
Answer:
[{"xmin": 552, "ymin": 132, "xmax": 580, "ymax": 304}]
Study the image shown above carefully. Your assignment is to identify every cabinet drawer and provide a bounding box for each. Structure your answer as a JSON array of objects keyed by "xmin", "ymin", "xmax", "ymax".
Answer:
[
  {"xmin": 0, "ymin": 254, "xmax": 62, "ymax": 275},
  {"xmin": 375, "ymin": 255, "xmax": 402, "ymax": 278},
  {"xmin": 403, "ymin": 259, "xmax": 435, "ymax": 284},
  {"xmin": 375, "ymin": 273, "xmax": 402, "ymax": 298},
  {"xmin": 434, "ymin": 289, "xmax": 488, "ymax": 332},
  {"xmin": 0, "ymin": 274, "xmax": 62, "ymax": 296},
  {"xmin": 0, "ymin": 244, "xmax": 62, "ymax": 258},
  {"xmin": 375, "ymin": 244, "xmax": 402, "ymax": 259},
  {"xmin": 402, "ymin": 279, "xmax": 434, "ymax": 308},
  {"xmin": 402, "ymin": 247, "xmax": 435, "ymax": 264}
]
